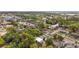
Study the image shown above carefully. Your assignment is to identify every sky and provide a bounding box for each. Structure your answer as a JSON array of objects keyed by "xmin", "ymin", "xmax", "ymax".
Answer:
[{"xmin": 0, "ymin": 0, "xmax": 79, "ymax": 11}]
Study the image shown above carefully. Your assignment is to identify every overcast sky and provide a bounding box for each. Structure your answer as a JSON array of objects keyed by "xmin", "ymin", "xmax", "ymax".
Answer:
[{"xmin": 0, "ymin": 0, "xmax": 79, "ymax": 11}]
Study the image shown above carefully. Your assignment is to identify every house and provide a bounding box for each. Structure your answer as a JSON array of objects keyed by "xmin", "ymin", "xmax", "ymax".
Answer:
[
  {"xmin": 0, "ymin": 25, "xmax": 4, "ymax": 28},
  {"xmin": 5, "ymin": 25, "xmax": 13, "ymax": 28},
  {"xmin": 49, "ymin": 23, "xmax": 59, "ymax": 29},
  {"xmin": 60, "ymin": 30, "xmax": 70, "ymax": 35},
  {"xmin": 19, "ymin": 22, "xmax": 35, "ymax": 27},
  {"xmin": 0, "ymin": 29, "xmax": 7, "ymax": 36},
  {"xmin": 35, "ymin": 37, "xmax": 43, "ymax": 43},
  {"xmin": 19, "ymin": 22, "xmax": 26, "ymax": 25},
  {"xmin": 76, "ymin": 29, "xmax": 79, "ymax": 32},
  {"xmin": 26, "ymin": 22, "xmax": 35, "ymax": 27},
  {"xmin": 35, "ymin": 37, "xmax": 44, "ymax": 47},
  {"xmin": 2, "ymin": 15, "xmax": 21, "ymax": 21},
  {"xmin": 42, "ymin": 17, "xmax": 48, "ymax": 24}
]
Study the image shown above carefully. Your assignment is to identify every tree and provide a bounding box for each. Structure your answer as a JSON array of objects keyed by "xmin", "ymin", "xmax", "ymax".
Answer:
[
  {"xmin": 3, "ymin": 32, "xmax": 15, "ymax": 43},
  {"xmin": 53, "ymin": 34, "xmax": 64, "ymax": 41},
  {"xmin": 6, "ymin": 27, "xmax": 17, "ymax": 33},
  {"xmin": 45, "ymin": 37, "xmax": 53, "ymax": 47},
  {"xmin": 18, "ymin": 32, "xmax": 35, "ymax": 48},
  {"xmin": 46, "ymin": 20, "xmax": 52, "ymax": 24},
  {"xmin": 26, "ymin": 28, "xmax": 43, "ymax": 37},
  {"xmin": 69, "ymin": 24, "xmax": 79, "ymax": 32},
  {"xmin": 0, "ymin": 37, "xmax": 5, "ymax": 47},
  {"xmin": 10, "ymin": 21, "xmax": 18, "ymax": 26}
]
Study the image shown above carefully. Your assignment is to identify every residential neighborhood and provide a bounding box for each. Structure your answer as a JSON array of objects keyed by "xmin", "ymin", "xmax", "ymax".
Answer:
[{"xmin": 0, "ymin": 12, "xmax": 79, "ymax": 48}]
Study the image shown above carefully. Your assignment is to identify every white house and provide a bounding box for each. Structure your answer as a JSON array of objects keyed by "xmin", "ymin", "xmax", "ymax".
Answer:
[
  {"xmin": 49, "ymin": 23, "xmax": 59, "ymax": 29},
  {"xmin": 35, "ymin": 37, "xmax": 43, "ymax": 43}
]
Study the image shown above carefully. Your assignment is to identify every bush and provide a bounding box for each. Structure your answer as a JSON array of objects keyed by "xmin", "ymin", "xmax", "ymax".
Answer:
[
  {"xmin": 0, "ymin": 37, "xmax": 5, "ymax": 46},
  {"xmin": 45, "ymin": 37, "xmax": 53, "ymax": 46},
  {"xmin": 53, "ymin": 34, "xmax": 64, "ymax": 41}
]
